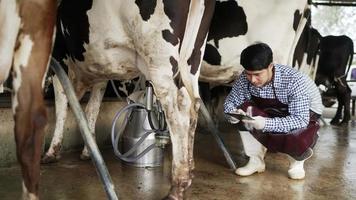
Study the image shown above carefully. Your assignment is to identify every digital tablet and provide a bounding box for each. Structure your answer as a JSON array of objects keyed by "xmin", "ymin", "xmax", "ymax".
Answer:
[{"xmin": 226, "ymin": 112, "xmax": 254, "ymax": 121}]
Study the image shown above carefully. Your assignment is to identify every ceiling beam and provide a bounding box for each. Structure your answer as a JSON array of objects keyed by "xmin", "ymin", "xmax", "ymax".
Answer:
[{"xmin": 310, "ymin": 0, "xmax": 356, "ymax": 6}]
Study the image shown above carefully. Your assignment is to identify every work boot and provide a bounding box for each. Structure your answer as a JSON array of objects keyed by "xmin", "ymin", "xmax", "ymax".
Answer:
[
  {"xmin": 288, "ymin": 160, "xmax": 305, "ymax": 179},
  {"xmin": 287, "ymin": 149, "xmax": 313, "ymax": 180},
  {"xmin": 236, "ymin": 131, "xmax": 267, "ymax": 176},
  {"xmin": 235, "ymin": 156, "xmax": 265, "ymax": 176}
]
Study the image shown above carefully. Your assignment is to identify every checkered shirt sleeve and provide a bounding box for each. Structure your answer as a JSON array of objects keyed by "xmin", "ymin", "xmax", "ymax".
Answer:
[{"xmin": 224, "ymin": 64, "xmax": 310, "ymax": 133}]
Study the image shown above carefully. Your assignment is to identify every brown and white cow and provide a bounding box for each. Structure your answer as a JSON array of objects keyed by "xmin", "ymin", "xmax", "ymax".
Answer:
[
  {"xmin": 0, "ymin": 0, "xmax": 56, "ymax": 199},
  {"xmin": 43, "ymin": 0, "xmax": 214, "ymax": 199}
]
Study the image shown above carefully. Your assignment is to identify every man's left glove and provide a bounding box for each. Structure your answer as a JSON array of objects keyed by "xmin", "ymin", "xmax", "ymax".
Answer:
[{"xmin": 242, "ymin": 116, "xmax": 266, "ymax": 130}]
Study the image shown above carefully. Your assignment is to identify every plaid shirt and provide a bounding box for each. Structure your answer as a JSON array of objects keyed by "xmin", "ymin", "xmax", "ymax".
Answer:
[{"xmin": 224, "ymin": 64, "xmax": 311, "ymax": 133}]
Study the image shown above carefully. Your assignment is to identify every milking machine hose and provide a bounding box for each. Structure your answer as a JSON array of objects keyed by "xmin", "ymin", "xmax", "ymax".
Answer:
[
  {"xmin": 111, "ymin": 103, "xmax": 164, "ymax": 162},
  {"xmin": 50, "ymin": 57, "xmax": 118, "ymax": 200},
  {"xmin": 147, "ymin": 105, "xmax": 167, "ymax": 132}
]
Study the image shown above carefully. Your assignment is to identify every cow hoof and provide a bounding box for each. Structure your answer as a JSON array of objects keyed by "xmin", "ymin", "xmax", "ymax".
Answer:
[
  {"xmin": 190, "ymin": 172, "xmax": 195, "ymax": 179},
  {"xmin": 330, "ymin": 119, "xmax": 340, "ymax": 125},
  {"xmin": 162, "ymin": 188, "xmax": 183, "ymax": 200},
  {"xmin": 339, "ymin": 121, "xmax": 350, "ymax": 126},
  {"xmin": 41, "ymin": 154, "xmax": 60, "ymax": 164},
  {"xmin": 162, "ymin": 194, "xmax": 179, "ymax": 200},
  {"xmin": 80, "ymin": 154, "xmax": 91, "ymax": 161}
]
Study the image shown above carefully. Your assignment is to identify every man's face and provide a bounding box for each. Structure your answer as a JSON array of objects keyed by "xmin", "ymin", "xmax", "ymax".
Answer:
[{"xmin": 245, "ymin": 64, "xmax": 273, "ymax": 87}]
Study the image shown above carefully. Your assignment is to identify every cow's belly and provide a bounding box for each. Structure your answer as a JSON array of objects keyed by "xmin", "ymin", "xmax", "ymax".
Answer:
[
  {"xmin": 72, "ymin": 0, "xmax": 176, "ymax": 84},
  {"xmin": 72, "ymin": 44, "xmax": 142, "ymax": 83}
]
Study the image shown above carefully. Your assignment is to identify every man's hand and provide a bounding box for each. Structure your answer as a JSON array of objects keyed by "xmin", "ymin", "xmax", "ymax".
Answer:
[
  {"xmin": 242, "ymin": 116, "xmax": 266, "ymax": 130},
  {"xmin": 225, "ymin": 109, "xmax": 245, "ymax": 124},
  {"xmin": 242, "ymin": 106, "xmax": 265, "ymax": 130}
]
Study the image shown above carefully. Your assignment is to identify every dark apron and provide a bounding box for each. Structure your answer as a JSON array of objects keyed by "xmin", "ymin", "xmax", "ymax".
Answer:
[{"xmin": 239, "ymin": 79, "xmax": 320, "ymax": 161}]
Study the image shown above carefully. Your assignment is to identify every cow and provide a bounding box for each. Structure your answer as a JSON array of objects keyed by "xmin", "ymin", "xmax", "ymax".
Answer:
[
  {"xmin": 42, "ymin": 0, "xmax": 214, "ymax": 199},
  {"xmin": 198, "ymin": 0, "xmax": 309, "ymax": 121},
  {"xmin": 42, "ymin": 0, "xmax": 311, "ymax": 162},
  {"xmin": 293, "ymin": 27, "xmax": 321, "ymax": 78},
  {"xmin": 315, "ymin": 35, "xmax": 354, "ymax": 125},
  {"xmin": 200, "ymin": 0, "xmax": 309, "ymax": 85},
  {"xmin": 0, "ymin": 0, "xmax": 56, "ymax": 199},
  {"xmin": 292, "ymin": 6, "xmax": 322, "ymax": 79}
]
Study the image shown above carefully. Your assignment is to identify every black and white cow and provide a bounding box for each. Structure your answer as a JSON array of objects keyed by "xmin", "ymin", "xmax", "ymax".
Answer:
[
  {"xmin": 45, "ymin": 0, "xmax": 311, "ymax": 160},
  {"xmin": 200, "ymin": 0, "xmax": 309, "ymax": 85},
  {"xmin": 45, "ymin": 0, "xmax": 214, "ymax": 199},
  {"xmin": 292, "ymin": 7, "xmax": 322, "ymax": 78},
  {"xmin": 315, "ymin": 35, "xmax": 354, "ymax": 125},
  {"xmin": 198, "ymin": 0, "xmax": 309, "ymax": 121}
]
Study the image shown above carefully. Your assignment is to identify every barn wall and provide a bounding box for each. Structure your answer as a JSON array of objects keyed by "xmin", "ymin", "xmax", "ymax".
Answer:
[{"xmin": 0, "ymin": 101, "xmax": 127, "ymax": 167}]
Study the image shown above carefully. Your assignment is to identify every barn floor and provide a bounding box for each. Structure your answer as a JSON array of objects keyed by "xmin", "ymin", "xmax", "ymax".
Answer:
[{"xmin": 0, "ymin": 109, "xmax": 356, "ymax": 200}]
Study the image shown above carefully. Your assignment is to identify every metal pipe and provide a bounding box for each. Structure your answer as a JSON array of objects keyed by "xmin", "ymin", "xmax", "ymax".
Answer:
[
  {"xmin": 50, "ymin": 58, "xmax": 119, "ymax": 200},
  {"xmin": 311, "ymin": 2, "xmax": 356, "ymax": 7},
  {"xmin": 199, "ymin": 100, "xmax": 237, "ymax": 170}
]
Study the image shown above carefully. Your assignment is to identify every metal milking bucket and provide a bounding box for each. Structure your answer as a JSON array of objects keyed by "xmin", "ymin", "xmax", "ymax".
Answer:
[{"xmin": 111, "ymin": 81, "xmax": 169, "ymax": 167}]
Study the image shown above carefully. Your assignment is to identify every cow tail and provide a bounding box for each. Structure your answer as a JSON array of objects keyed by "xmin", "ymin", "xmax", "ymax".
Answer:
[
  {"xmin": 335, "ymin": 42, "xmax": 354, "ymax": 88},
  {"xmin": 345, "ymin": 41, "xmax": 354, "ymax": 77}
]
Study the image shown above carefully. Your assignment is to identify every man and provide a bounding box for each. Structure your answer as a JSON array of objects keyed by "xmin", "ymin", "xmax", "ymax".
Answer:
[{"xmin": 224, "ymin": 42, "xmax": 323, "ymax": 179}]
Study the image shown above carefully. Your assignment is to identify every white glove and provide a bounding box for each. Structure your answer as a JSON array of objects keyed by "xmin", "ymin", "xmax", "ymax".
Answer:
[
  {"xmin": 242, "ymin": 106, "xmax": 266, "ymax": 130},
  {"xmin": 242, "ymin": 106, "xmax": 252, "ymax": 130},
  {"xmin": 242, "ymin": 116, "xmax": 266, "ymax": 130},
  {"xmin": 225, "ymin": 109, "xmax": 245, "ymax": 124}
]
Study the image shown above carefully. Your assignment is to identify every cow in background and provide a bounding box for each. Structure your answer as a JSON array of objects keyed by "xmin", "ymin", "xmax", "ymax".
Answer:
[
  {"xmin": 292, "ymin": 11, "xmax": 354, "ymax": 126},
  {"xmin": 44, "ymin": 0, "xmax": 214, "ymax": 199},
  {"xmin": 293, "ymin": 27, "xmax": 321, "ymax": 78},
  {"xmin": 200, "ymin": 0, "xmax": 309, "ymax": 84},
  {"xmin": 292, "ymin": 6, "xmax": 322, "ymax": 78},
  {"xmin": 199, "ymin": 0, "xmax": 309, "ymax": 122},
  {"xmin": 0, "ymin": 0, "xmax": 56, "ymax": 199},
  {"xmin": 315, "ymin": 35, "xmax": 354, "ymax": 125}
]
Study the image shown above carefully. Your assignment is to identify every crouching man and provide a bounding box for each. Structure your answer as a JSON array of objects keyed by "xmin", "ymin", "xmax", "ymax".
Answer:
[{"xmin": 224, "ymin": 43, "xmax": 323, "ymax": 179}]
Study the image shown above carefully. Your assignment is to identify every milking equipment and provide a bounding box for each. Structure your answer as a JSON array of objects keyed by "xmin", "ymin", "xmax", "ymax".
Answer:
[{"xmin": 111, "ymin": 81, "xmax": 170, "ymax": 167}]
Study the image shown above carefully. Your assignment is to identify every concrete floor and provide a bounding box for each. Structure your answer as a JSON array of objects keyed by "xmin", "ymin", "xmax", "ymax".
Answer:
[{"xmin": 0, "ymin": 112, "xmax": 356, "ymax": 199}]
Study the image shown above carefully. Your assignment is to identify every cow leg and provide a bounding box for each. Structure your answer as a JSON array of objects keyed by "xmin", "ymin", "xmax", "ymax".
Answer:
[
  {"xmin": 338, "ymin": 80, "xmax": 351, "ymax": 125},
  {"xmin": 13, "ymin": 26, "xmax": 51, "ymax": 200},
  {"xmin": 14, "ymin": 81, "xmax": 47, "ymax": 200},
  {"xmin": 340, "ymin": 89, "xmax": 352, "ymax": 125},
  {"xmin": 13, "ymin": 1, "xmax": 56, "ymax": 198},
  {"xmin": 42, "ymin": 75, "xmax": 68, "ymax": 163},
  {"xmin": 80, "ymin": 82, "xmax": 107, "ymax": 160},
  {"xmin": 150, "ymin": 77, "xmax": 193, "ymax": 200},
  {"xmin": 331, "ymin": 79, "xmax": 351, "ymax": 125},
  {"xmin": 330, "ymin": 94, "xmax": 343, "ymax": 125},
  {"xmin": 187, "ymin": 99, "xmax": 200, "ymax": 179}
]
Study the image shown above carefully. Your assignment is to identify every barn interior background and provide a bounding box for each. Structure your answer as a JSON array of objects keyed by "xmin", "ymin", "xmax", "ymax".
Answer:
[
  {"xmin": 0, "ymin": 0, "xmax": 356, "ymax": 199},
  {"xmin": 311, "ymin": 0, "xmax": 356, "ymax": 103},
  {"xmin": 311, "ymin": 0, "xmax": 356, "ymax": 61}
]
